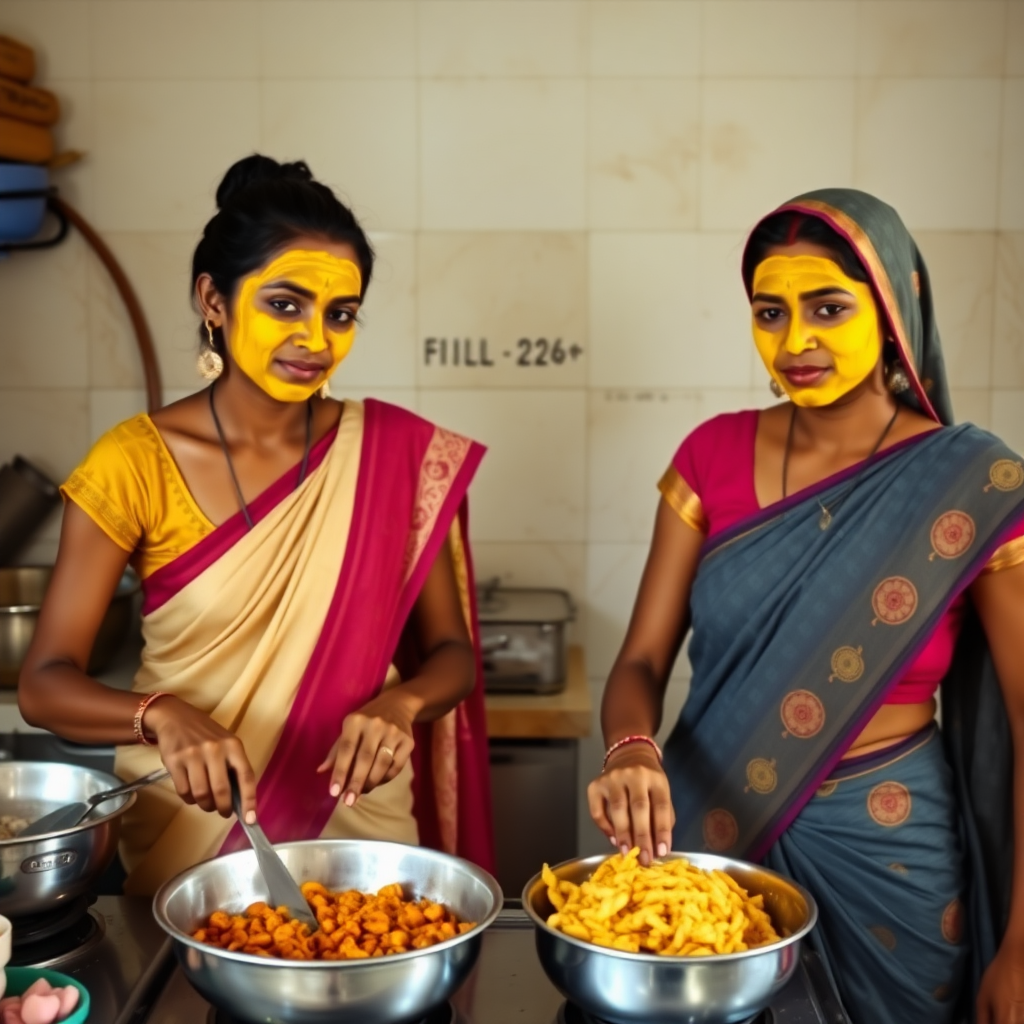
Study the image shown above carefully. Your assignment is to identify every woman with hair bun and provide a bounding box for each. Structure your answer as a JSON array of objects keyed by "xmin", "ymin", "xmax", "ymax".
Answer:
[{"xmin": 19, "ymin": 154, "xmax": 494, "ymax": 893}]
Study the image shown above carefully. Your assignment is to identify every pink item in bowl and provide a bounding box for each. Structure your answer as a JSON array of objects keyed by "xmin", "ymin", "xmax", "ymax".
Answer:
[{"xmin": 0, "ymin": 976, "xmax": 80, "ymax": 1024}]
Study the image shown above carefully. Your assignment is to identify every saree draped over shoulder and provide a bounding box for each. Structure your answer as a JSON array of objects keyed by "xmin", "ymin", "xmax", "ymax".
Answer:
[
  {"xmin": 661, "ymin": 189, "xmax": 1024, "ymax": 1024},
  {"xmin": 113, "ymin": 399, "xmax": 493, "ymax": 895}
]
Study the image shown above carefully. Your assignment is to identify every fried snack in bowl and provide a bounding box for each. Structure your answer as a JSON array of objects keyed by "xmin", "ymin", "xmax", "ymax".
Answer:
[
  {"xmin": 191, "ymin": 880, "xmax": 476, "ymax": 962},
  {"xmin": 541, "ymin": 848, "xmax": 780, "ymax": 957}
]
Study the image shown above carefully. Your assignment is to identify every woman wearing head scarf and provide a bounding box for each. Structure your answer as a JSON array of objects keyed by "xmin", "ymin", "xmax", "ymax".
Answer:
[
  {"xmin": 18, "ymin": 155, "xmax": 494, "ymax": 894},
  {"xmin": 588, "ymin": 189, "xmax": 1024, "ymax": 1023}
]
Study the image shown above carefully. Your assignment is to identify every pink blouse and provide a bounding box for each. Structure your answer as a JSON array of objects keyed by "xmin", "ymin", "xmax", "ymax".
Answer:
[{"xmin": 664, "ymin": 410, "xmax": 1024, "ymax": 705}]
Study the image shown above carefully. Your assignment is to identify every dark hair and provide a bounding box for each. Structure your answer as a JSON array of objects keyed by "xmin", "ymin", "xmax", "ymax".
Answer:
[
  {"xmin": 742, "ymin": 211, "xmax": 869, "ymax": 293},
  {"xmin": 192, "ymin": 154, "xmax": 375, "ymax": 349}
]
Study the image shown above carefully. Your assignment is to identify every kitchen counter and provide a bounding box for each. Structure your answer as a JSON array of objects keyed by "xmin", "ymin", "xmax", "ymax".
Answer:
[{"xmin": 485, "ymin": 645, "xmax": 591, "ymax": 739}]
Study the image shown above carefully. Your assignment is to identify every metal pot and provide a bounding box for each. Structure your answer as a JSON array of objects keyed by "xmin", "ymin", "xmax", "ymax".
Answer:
[
  {"xmin": 476, "ymin": 584, "xmax": 574, "ymax": 694},
  {"xmin": 0, "ymin": 762, "xmax": 136, "ymax": 919},
  {"xmin": 523, "ymin": 852, "xmax": 818, "ymax": 1024},
  {"xmin": 0, "ymin": 566, "xmax": 140, "ymax": 687},
  {"xmin": 153, "ymin": 839, "xmax": 504, "ymax": 1024}
]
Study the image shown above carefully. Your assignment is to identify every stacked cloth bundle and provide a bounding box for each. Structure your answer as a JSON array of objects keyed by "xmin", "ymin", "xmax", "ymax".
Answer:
[{"xmin": 0, "ymin": 36, "xmax": 60, "ymax": 165}]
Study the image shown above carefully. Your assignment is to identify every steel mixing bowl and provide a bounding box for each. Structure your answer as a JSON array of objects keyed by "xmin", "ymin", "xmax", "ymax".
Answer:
[
  {"xmin": 0, "ymin": 566, "xmax": 140, "ymax": 687},
  {"xmin": 0, "ymin": 762, "xmax": 136, "ymax": 918},
  {"xmin": 153, "ymin": 839, "xmax": 504, "ymax": 1024},
  {"xmin": 523, "ymin": 851, "xmax": 818, "ymax": 1024}
]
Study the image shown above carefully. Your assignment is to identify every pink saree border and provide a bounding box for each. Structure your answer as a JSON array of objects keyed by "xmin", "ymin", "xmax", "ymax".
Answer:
[{"xmin": 140, "ymin": 425, "xmax": 339, "ymax": 616}]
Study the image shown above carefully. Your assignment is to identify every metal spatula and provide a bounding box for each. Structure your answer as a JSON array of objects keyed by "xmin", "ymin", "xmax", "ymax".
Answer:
[
  {"xmin": 19, "ymin": 767, "xmax": 171, "ymax": 838},
  {"xmin": 228, "ymin": 771, "xmax": 317, "ymax": 933}
]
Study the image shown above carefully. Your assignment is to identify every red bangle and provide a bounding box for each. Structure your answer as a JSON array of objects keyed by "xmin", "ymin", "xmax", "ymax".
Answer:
[
  {"xmin": 602, "ymin": 735, "xmax": 662, "ymax": 772},
  {"xmin": 133, "ymin": 692, "xmax": 171, "ymax": 746}
]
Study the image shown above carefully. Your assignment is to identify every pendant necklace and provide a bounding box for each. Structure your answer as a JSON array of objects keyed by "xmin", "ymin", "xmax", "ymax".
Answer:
[
  {"xmin": 208, "ymin": 384, "xmax": 312, "ymax": 531},
  {"xmin": 781, "ymin": 403, "xmax": 900, "ymax": 531}
]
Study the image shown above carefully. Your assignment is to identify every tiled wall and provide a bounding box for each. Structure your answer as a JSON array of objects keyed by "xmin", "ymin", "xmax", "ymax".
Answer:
[{"xmin": 2, "ymin": 0, "xmax": 1022, "ymax": 854}]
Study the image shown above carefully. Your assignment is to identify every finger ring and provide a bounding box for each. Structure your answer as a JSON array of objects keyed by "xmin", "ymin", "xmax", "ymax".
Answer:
[{"xmin": 380, "ymin": 746, "xmax": 395, "ymax": 759}]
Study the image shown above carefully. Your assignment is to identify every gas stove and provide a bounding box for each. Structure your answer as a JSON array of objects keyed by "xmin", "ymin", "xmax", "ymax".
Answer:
[{"xmin": 138, "ymin": 905, "xmax": 851, "ymax": 1024}]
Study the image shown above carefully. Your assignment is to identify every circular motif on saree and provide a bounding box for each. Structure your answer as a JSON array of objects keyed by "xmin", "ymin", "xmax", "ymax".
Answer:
[
  {"xmin": 988, "ymin": 459, "xmax": 1024, "ymax": 492},
  {"xmin": 930, "ymin": 511, "xmax": 976, "ymax": 560},
  {"xmin": 745, "ymin": 758, "xmax": 777, "ymax": 794},
  {"xmin": 703, "ymin": 809, "xmax": 739, "ymax": 852},
  {"xmin": 829, "ymin": 646, "xmax": 864, "ymax": 683},
  {"xmin": 888, "ymin": 862, "xmax": 909, "ymax": 876},
  {"xmin": 815, "ymin": 781, "xmax": 838, "ymax": 799},
  {"xmin": 780, "ymin": 690, "xmax": 825, "ymax": 739},
  {"xmin": 424, "ymin": 458, "xmax": 451, "ymax": 482},
  {"xmin": 941, "ymin": 898, "xmax": 964, "ymax": 945},
  {"xmin": 933, "ymin": 984, "xmax": 952, "ymax": 1003},
  {"xmin": 871, "ymin": 577, "xmax": 918, "ymax": 626},
  {"xmin": 868, "ymin": 925, "xmax": 897, "ymax": 951},
  {"xmin": 867, "ymin": 781, "xmax": 912, "ymax": 826}
]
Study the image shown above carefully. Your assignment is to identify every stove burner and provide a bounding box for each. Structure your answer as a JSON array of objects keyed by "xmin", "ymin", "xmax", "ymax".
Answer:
[
  {"xmin": 207, "ymin": 1001, "xmax": 457, "ymax": 1024},
  {"xmin": 9, "ymin": 907, "xmax": 105, "ymax": 968},
  {"xmin": 558, "ymin": 1005, "xmax": 769, "ymax": 1024}
]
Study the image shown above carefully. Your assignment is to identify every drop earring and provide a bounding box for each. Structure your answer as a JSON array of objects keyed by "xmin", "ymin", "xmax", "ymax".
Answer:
[
  {"xmin": 769, "ymin": 378, "xmax": 785, "ymax": 399},
  {"xmin": 886, "ymin": 361, "xmax": 910, "ymax": 395},
  {"xmin": 318, "ymin": 378, "xmax": 332, "ymax": 400},
  {"xmin": 197, "ymin": 320, "xmax": 224, "ymax": 381}
]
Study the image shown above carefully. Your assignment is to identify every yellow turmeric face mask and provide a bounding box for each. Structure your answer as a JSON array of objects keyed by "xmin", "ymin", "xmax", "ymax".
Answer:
[
  {"xmin": 751, "ymin": 255, "xmax": 882, "ymax": 407},
  {"xmin": 228, "ymin": 250, "xmax": 362, "ymax": 402}
]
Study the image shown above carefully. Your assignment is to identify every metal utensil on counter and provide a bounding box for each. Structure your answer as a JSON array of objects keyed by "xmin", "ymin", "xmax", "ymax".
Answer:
[
  {"xmin": 228, "ymin": 771, "xmax": 318, "ymax": 933},
  {"xmin": 19, "ymin": 767, "xmax": 170, "ymax": 838}
]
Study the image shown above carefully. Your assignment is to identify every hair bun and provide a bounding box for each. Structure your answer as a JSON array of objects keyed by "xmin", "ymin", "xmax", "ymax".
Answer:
[{"xmin": 215, "ymin": 154, "xmax": 315, "ymax": 209}]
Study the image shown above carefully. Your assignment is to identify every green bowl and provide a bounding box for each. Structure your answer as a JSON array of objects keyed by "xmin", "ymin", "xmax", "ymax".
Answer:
[{"xmin": 2, "ymin": 966, "xmax": 90, "ymax": 1022}]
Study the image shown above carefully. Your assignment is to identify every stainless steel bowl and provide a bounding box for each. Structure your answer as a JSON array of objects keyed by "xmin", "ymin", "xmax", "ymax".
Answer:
[
  {"xmin": 523, "ymin": 851, "xmax": 818, "ymax": 1024},
  {"xmin": 0, "ymin": 565, "xmax": 140, "ymax": 686},
  {"xmin": 153, "ymin": 839, "xmax": 504, "ymax": 1024},
  {"xmin": 0, "ymin": 761, "xmax": 136, "ymax": 918}
]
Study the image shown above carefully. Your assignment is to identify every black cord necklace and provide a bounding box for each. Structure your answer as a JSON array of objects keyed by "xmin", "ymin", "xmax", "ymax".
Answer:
[
  {"xmin": 782, "ymin": 402, "xmax": 900, "ymax": 531},
  {"xmin": 208, "ymin": 384, "xmax": 312, "ymax": 531}
]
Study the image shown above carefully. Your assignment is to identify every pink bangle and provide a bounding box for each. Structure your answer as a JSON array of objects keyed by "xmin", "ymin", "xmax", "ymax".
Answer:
[
  {"xmin": 133, "ymin": 692, "xmax": 171, "ymax": 746},
  {"xmin": 602, "ymin": 735, "xmax": 662, "ymax": 772}
]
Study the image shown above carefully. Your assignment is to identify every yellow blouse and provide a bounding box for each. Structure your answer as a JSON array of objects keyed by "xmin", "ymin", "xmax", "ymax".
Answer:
[{"xmin": 61, "ymin": 415, "xmax": 214, "ymax": 580}]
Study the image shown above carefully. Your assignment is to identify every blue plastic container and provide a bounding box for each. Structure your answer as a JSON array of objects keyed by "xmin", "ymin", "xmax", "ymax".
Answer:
[
  {"xmin": 3, "ymin": 966, "xmax": 90, "ymax": 1022},
  {"xmin": 0, "ymin": 162, "xmax": 49, "ymax": 243}
]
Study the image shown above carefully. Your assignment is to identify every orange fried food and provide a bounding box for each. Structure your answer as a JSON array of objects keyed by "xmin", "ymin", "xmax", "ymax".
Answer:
[{"xmin": 191, "ymin": 880, "xmax": 476, "ymax": 961}]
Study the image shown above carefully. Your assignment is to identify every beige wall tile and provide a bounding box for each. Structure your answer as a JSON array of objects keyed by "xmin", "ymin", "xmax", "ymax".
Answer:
[
  {"xmin": 261, "ymin": 1, "xmax": 416, "ymax": 78},
  {"xmin": 588, "ymin": 79, "xmax": 699, "ymax": 230},
  {"xmin": 858, "ymin": 2, "xmax": 1005, "ymax": 78},
  {"xmin": 700, "ymin": 79, "xmax": 855, "ymax": 231},
  {"xmin": 994, "ymin": 232, "xmax": 1024, "ymax": 386},
  {"xmin": 914, "ymin": 232, "xmax": 995, "ymax": 388},
  {"xmin": 1000, "ymin": 79, "xmax": 1024, "ymax": 229},
  {"xmin": 419, "ymin": 1, "xmax": 587, "ymax": 77},
  {"xmin": 587, "ymin": 388, "xmax": 755, "ymax": 543},
  {"xmin": 949, "ymin": 388, "xmax": 992, "ymax": 429},
  {"xmin": 0, "ymin": 389, "xmax": 90, "ymax": 483},
  {"xmin": 262, "ymin": 80, "xmax": 417, "ymax": 232},
  {"xmin": 0, "ymin": 232, "xmax": 89, "ymax": 388},
  {"xmin": 1008, "ymin": 4, "xmax": 1024, "ymax": 77},
  {"xmin": 418, "ymin": 390, "xmax": 586, "ymax": 542},
  {"xmin": 0, "ymin": 2, "xmax": 92, "ymax": 79},
  {"xmin": 331, "ymin": 233, "xmax": 416, "ymax": 389},
  {"xmin": 90, "ymin": 389, "xmax": 147, "ymax": 440},
  {"xmin": 92, "ymin": 1, "xmax": 260, "ymax": 79},
  {"xmin": 992, "ymin": 389, "xmax": 1024, "ymax": 453},
  {"xmin": 420, "ymin": 80, "xmax": 586, "ymax": 230},
  {"xmin": 92, "ymin": 81, "xmax": 259, "ymax": 232},
  {"xmin": 856, "ymin": 79, "xmax": 1001, "ymax": 230},
  {"xmin": 589, "ymin": 233, "xmax": 759, "ymax": 388},
  {"xmin": 87, "ymin": 232, "xmax": 199, "ymax": 390},
  {"xmin": 48, "ymin": 80, "xmax": 95, "ymax": 220},
  {"xmin": 471, "ymin": 541, "xmax": 586, "ymax": 644},
  {"xmin": 344, "ymin": 389, "xmax": 419, "ymax": 414},
  {"xmin": 417, "ymin": 232, "xmax": 587, "ymax": 389},
  {"xmin": 588, "ymin": 1, "xmax": 700, "ymax": 77},
  {"xmin": 702, "ymin": 1, "xmax": 857, "ymax": 78}
]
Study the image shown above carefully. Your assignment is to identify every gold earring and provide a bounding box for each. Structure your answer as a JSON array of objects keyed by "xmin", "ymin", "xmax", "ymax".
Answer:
[
  {"xmin": 318, "ymin": 378, "xmax": 332, "ymax": 400},
  {"xmin": 886, "ymin": 362, "xmax": 910, "ymax": 395},
  {"xmin": 197, "ymin": 320, "xmax": 224, "ymax": 381},
  {"xmin": 769, "ymin": 378, "xmax": 785, "ymax": 398}
]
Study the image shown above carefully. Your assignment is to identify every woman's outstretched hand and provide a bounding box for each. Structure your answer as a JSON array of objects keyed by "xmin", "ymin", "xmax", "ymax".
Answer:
[
  {"xmin": 143, "ymin": 695, "xmax": 258, "ymax": 823},
  {"xmin": 318, "ymin": 691, "xmax": 416, "ymax": 806},
  {"xmin": 977, "ymin": 934, "xmax": 1024, "ymax": 1024},
  {"xmin": 587, "ymin": 744, "xmax": 675, "ymax": 867}
]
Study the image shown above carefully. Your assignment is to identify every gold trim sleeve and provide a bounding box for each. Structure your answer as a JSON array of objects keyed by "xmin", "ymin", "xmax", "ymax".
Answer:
[
  {"xmin": 657, "ymin": 466, "xmax": 707, "ymax": 535},
  {"xmin": 981, "ymin": 535, "xmax": 1024, "ymax": 575},
  {"xmin": 60, "ymin": 472, "xmax": 137, "ymax": 553}
]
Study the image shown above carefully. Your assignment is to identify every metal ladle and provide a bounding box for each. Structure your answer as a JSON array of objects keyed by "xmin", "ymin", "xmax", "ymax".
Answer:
[{"xmin": 228, "ymin": 771, "xmax": 317, "ymax": 933}]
